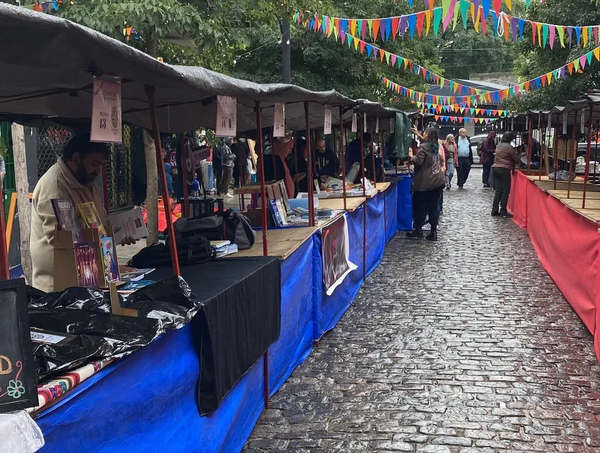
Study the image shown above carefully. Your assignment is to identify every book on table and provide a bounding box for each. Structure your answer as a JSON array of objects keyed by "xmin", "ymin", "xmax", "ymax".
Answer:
[
  {"xmin": 108, "ymin": 207, "xmax": 148, "ymax": 244},
  {"xmin": 77, "ymin": 202, "xmax": 107, "ymax": 237},
  {"xmin": 51, "ymin": 199, "xmax": 83, "ymax": 242}
]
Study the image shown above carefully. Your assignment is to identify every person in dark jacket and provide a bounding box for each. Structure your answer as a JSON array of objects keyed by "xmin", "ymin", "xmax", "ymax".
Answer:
[
  {"xmin": 315, "ymin": 139, "xmax": 339, "ymax": 180},
  {"xmin": 345, "ymin": 133, "xmax": 373, "ymax": 183},
  {"xmin": 480, "ymin": 131, "xmax": 496, "ymax": 188},
  {"xmin": 492, "ymin": 132, "xmax": 520, "ymax": 218},
  {"xmin": 406, "ymin": 127, "xmax": 446, "ymax": 241}
]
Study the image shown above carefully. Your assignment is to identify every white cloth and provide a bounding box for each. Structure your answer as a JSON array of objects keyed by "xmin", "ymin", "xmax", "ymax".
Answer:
[{"xmin": 0, "ymin": 411, "xmax": 45, "ymax": 453}]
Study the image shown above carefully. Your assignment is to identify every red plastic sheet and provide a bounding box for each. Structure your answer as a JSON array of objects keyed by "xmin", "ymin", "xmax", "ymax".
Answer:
[
  {"xmin": 512, "ymin": 174, "xmax": 600, "ymax": 360},
  {"xmin": 508, "ymin": 171, "xmax": 528, "ymax": 228}
]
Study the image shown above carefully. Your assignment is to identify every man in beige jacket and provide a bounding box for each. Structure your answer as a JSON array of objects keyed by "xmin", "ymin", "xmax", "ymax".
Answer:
[{"xmin": 31, "ymin": 134, "xmax": 109, "ymax": 292}]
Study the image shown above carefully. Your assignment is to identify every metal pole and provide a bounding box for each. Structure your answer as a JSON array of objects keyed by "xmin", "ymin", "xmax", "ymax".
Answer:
[
  {"xmin": 527, "ymin": 115, "xmax": 533, "ymax": 175},
  {"xmin": 0, "ymin": 184, "xmax": 9, "ymax": 280},
  {"xmin": 568, "ymin": 111, "xmax": 578, "ymax": 199},
  {"xmin": 380, "ymin": 130, "xmax": 385, "ymax": 184},
  {"xmin": 263, "ymin": 350, "xmax": 269, "ymax": 409},
  {"xmin": 583, "ymin": 105, "xmax": 594, "ymax": 209},
  {"xmin": 539, "ymin": 119, "xmax": 546, "ymax": 181},
  {"xmin": 180, "ymin": 133, "xmax": 190, "ymax": 218},
  {"xmin": 255, "ymin": 102, "xmax": 268, "ymax": 256},
  {"xmin": 145, "ymin": 85, "xmax": 180, "ymax": 276},
  {"xmin": 371, "ymin": 120, "xmax": 377, "ymax": 188},
  {"xmin": 553, "ymin": 114, "xmax": 560, "ymax": 191},
  {"xmin": 305, "ymin": 102, "xmax": 315, "ymax": 227},
  {"xmin": 360, "ymin": 114, "xmax": 366, "ymax": 280},
  {"xmin": 236, "ymin": 135, "xmax": 245, "ymax": 211},
  {"xmin": 339, "ymin": 106, "xmax": 347, "ymax": 211},
  {"xmin": 102, "ymin": 163, "xmax": 110, "ymax": 213}
]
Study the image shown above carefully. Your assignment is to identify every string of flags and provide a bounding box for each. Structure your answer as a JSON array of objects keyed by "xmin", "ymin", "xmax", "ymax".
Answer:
[
  {"xmin": 406, "ymin": 0, "xmax": 540, "ymax": 13},
  {"xmin": 299, "ymin": 16, "xmax": 490, "ymax": 96},
  {"xmin": 431, "ymin": 115, "xmax": 499, "ymax": 124},
  {"xmin": 416, "ymin": 103, "xmax": 512, "ymax": 117},
  {"xmin": 295, "ymin": 5, "xmax": 600, "ymax": 49},
  {"xmin": 381, "ymin": 44, "xmax": 600, "ymax": 105}
]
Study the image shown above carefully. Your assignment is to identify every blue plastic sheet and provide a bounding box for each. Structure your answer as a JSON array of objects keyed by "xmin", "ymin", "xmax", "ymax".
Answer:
[
  {"xmin": 366, "ymin": 193, "xmax": 385, "ymax": 277},
  {"xmin": 268, "ymin": 238, "xmax": 314, "ymax": 395},
  {"xmin": 37, "ymin": 326, "xmax": 265, "ymax": 453},
  {"xmin": 385, "ymin": 182, "xmax": 398, "ymax": 243},
  {"xmin": 396, "ymin": 175, "xmax": 413, "ymax": 231},
  {"xmin": 312, "ymin": 208, "xmax": 364, "ymax": 339}
]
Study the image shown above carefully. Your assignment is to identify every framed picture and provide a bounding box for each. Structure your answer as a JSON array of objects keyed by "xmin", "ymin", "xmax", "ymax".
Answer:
[{"xmin": 0, "ymin": 278, "xmax": 37, "ymax": 413}]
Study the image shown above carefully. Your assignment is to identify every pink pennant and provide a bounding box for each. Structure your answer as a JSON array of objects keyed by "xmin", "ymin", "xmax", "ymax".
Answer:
[
  {"xmin": 549, "ymin": 25, "xmax": 555, "ymax": 49},
  {"xmin": 442, "ymin": 0, "xmax": 457, "ymax": 31},
  {"xmin": 391, "ymin": 54, "xmax": 397, "ymax": 67},
  {"xmin": 580, "ymin": 55, "xmax": 587, "ymax": 69}
]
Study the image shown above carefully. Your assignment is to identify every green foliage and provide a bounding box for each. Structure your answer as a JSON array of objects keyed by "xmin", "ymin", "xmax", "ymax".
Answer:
[{"xmin": 507, "ymin": 0, "xmax": 600, "ymax": 111}]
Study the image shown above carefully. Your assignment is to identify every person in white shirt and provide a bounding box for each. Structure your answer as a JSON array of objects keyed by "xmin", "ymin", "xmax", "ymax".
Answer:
[{"xmin": 455, "ymin": 128, "xmax": 473, "ymax": 189}]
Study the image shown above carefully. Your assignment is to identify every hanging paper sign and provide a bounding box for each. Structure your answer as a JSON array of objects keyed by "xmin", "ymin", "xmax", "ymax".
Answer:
[
  {"xmin": 364, "ymin": 113, "xmax": 368, "ymax": 133},
  {"xmin": 321, "ymin": 215, "xmax": 357, "ymax": 296},
  {"xmin": 352, "ymin": 113, "xmax": 358, "ymax": 132},
  {"xmin": 581, "ymin": 110, "xmax": 586, "ymax": 134},
  {"xmin": 376, "ymin": 118, "xmax": 380, "ymax": 134},
  {"xmin": 324, "ymin": 106, "xmax": 332, "ymax": 135},
  {"xmin": 511, "ymin": 118, "xmax": 515, "ymax": 131},
  {"xmin": 563, "ymin": 114, "xmax": 568, "ymax": 134},
  {"xmin": 525, "ymin": 117, "xmax": 529, "ymax": 130},
  {"xmin": 547, "ymin": 114, "xmax": 552, "ymax": 132},
  {"xmin": 390, "ymin": 117, "xmax": 395, "ymax": 131},
  {"xmin": 91, "ymin": 77, "xmax": 122, "ymax": 143},
  {"xmin": 216, "ymin": 95, "xmax": 237, "ymax": 137},
  {"xmin": 273, "ymin": 103, "xmax": 286, "ymax": 137},
  {"xmin": 537, "ymin": 114, "xmax": 541, "ymax": 130}
]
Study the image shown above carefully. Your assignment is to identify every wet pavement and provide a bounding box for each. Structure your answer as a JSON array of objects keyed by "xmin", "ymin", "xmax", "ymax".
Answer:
[{"xmin": 243, "ymin": 168, "xmax": 600, "ymax": 453}]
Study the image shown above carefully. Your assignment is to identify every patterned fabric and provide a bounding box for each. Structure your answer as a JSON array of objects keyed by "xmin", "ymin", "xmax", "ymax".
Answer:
[{"xmin": 28, "ymin": 360, "xmax": 113, "ymax": 413}]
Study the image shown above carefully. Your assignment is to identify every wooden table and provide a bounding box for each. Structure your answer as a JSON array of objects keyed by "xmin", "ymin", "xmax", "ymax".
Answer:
[{"xmin": 232, "ymin": 226, "xmax": 317, "ymax": 259}]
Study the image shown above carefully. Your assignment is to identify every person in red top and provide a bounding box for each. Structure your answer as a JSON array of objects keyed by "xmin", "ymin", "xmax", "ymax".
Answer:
[{"xmin": 481, "ymin": 131, "xmax": 496, "ymax": 188}]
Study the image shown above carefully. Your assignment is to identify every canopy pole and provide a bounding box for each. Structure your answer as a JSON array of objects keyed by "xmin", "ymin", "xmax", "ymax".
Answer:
[
  {"xmin": 255, "ymin": 102, "xmax": 268, "ymax": 256},
  {"xmin": 380, "ymin": 130, "xmax": 385, "ymax": 184},
  {"xmin": 145, "ymin": 85, "xmax": 180, "ymax": 277},
  {"xmin": 526, "ymin": 115, "xmax": 533, "ymax": 175},
  {"xmin": 339, "ymin": 107, "xmax": 347, "ymax": 211},
  {"xmin": 539, "ymin": 119, "xmax": 546, "ymax": 181},
  {"xmin": 102, "ymin": 164, "xmax": 110, "ymax": 213},
  {"xmin": 553, "ymin": 114, "xmax": 560, "ymax": 191},
  {"xmin": 236, "ymin": 134, "xmax": 245, "ymax": 212},
  {"xmin": 568, "ymin": 111, "xmax": 579, "ymax": 199},
  {"xmin": 0, "ymin": 184, "xmax": 9, "ymax": 280},
  {"xmin": 180, "ymin": 133, "xmax": 190, "ymax": 218},
  {"xmin": 360, "ymin": 114, "xmax": 366, "ymax": 280},
  {"xmin": 583, "ymin": 105, "xmax": 594, "ymax": 209},
  {"xmin": 305, "ymin": 102, "xmax": 315, "ymax": 227},
  {"xmin": 371, "ymin": 120, "xmax": 377, "ymax": 188}
]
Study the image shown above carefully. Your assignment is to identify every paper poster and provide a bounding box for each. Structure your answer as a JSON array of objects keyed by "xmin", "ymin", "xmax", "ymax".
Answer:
[
  {"xmin": 216, "ymin": 95, "xmax": 237, "ymax": 137},
  {"xmin": 376, "ymin": 118, "xmax": 380, "ymax": 134},
  {"xmin": 190, "ymin": 146, "xmax": 211, "ymax": 169},
  {"xmin": 363, "ymin": 113, "xmax": 368, "ymax": 133},
  {"xmin": 321, "ymin": 215, "xmax": 357, "ymax": 296},
  {"xmin": 101, "ymin": 237, "xmax": 120, "ymax": 285},
  {"xmin": 324, "ymin": 106, "xmax": 332, "ymax": 135},
  {"xmin": 273, "ymin": 103, "xmax": 286, "ymax": 137},
  {"xmin": 91, "ymin": 77, "xmax": 122, "ymax": 143},
  {"xmin": 563, "ymin": 114, "xmax": 568, "ymax": 134},
  {"xmin": 352, "ymin": 113, "xmax": 358, "ymax": 132},
  {"xmin": 74, "ymin": 243, "xmax": 100, "ymax": 288}
]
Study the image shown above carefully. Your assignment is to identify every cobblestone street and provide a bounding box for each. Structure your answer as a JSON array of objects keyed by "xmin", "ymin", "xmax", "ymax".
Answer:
[{"xmin": 244, "ymin": 168, "xmax": 600, "ymax": 453}]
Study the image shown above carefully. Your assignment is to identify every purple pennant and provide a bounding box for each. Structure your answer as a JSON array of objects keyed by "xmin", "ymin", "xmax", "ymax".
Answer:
[
  {"xmin": 472, "ymin": 0, "xmax": 482, "ymax": 19},
  {"xmin": 567, "ymin": 27, "xmax": 573, "ymax": 48},
  {"xmin": 560, "ymin": 66, "xmax": 566, "ymax": 78},
  {"xmin": 595, "ymin": 26, "xmax": 599, "ymax": 45},
  {"xmin": 511, "ymin": 18, "xmax": 519, "ymax": 42},
  {"xmin": 380, "ymin": 19, "xmax": 386, "ymax": 41},
  {"xmin": 400, "ymin": 16, "xmax": 407, "ymax": 39}
]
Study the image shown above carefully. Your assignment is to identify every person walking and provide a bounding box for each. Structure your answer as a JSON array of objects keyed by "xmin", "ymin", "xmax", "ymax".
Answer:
[
  {"xmin": 443, "ymin": 134, "xmax": 458, "ymax": 190},
  {"xmin": 406, "ymin": 127, "xmax": 446, "ymax": 241},
  {"xmin": 480, "ymin": 131, "xmax": 496, "ymax": 188},
  {"xmin": 220, "ymin": 138, "xmax": 236, "ymax": 197},
  {"xmin": 491, "ymin": 132, "xmax": 520, "ymax": 218},
  {"xmin": 455, "ymin": 128, "xmax": 472, "ymax": 189}
]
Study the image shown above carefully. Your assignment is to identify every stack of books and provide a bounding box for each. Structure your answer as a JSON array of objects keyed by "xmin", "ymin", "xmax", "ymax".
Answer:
[{"xmin": 211, "ymin": 240, "xmax": 239, "ymax": 258}]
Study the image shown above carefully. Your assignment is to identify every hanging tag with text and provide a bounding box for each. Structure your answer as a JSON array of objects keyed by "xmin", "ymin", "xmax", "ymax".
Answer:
[
  {"xmin": 363, "ymin": 113, "xmax": 368, "ymax": 133},
  {"xmin": 562, "ymin": 114, "xmax": 568, "ymax": 134},
  {"xmin": 581, "ymin": 111, "xmax": 586, "ymax": 134},
  {"xmin": 324, "ymin": 106, "xmax": 332, "ymax": 135},
  {"xmin": 390, "ymin": 117, "xmax": 395, "ymax": 131},
  {"xmin": 273, "ymin": 103, "xmax": 286, "ymax": 137},
  {"xmin": 511, "ymin": 118, "xmax": 515, "ymax": 131},
  {"xmin": 352, "ymin": 113, "xmax": 358, "ymax": 132},
  {"xmin": 375, "ymin": 118, "xmax": 380, "ymax": 134},
  {"xmin": 91, "ymin": 77, "xmax": 122, "ymax": 143},
  {"xmin": 547, "ymin": 114, "xmax": 552, "ymax": 133},
  {"xmin": 216, "ymin": 96, "xmax": 237, "ymax": 137}
]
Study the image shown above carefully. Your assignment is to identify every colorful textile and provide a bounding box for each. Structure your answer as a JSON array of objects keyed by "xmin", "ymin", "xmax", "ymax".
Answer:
[{"xmin": 28, "ymin": 360, "xmax": 113, "ymax": 413}]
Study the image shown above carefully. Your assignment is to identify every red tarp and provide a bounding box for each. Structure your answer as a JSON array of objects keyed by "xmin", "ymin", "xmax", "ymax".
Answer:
[{"xmin": 510, "ymin": 172, "xmax": 600, "ymax": 360}]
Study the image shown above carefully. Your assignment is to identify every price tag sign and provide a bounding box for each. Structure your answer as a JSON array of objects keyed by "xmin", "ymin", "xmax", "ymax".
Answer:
[
  {"xmin": 375, "ymin": 118, "xmax": 380, "ymax": 134},
  {"xmin": 364, "ymin": 113, "xmax": 368, "ymax": 133},
  {"xmin": 390, "ymin": 117, "xmax": 395, "ymax": 131},
  {"xmin": 563, "ymin": 114, "xmax": 568, "ymax": 134},
  {"xmin": 324, "ymin": 106, "xmax": 332, "ymax": 135},
  {"xmin": 273, "ymin": 103, "xmax": 286, "ymax": 137},
  {"xmin": 352, "ymin": 113, "xmax": 358, "ymax": 132},
  {"xmin": 581, "ymin": 111, "xmax": 586, "ymax": 134},
  {"xmin": 91, "ymin": 77, "xmax": 122, "ymax": 143},
  {"xmin": 216, "ymin": 95, "xmax": 237, "ymax": 137}
]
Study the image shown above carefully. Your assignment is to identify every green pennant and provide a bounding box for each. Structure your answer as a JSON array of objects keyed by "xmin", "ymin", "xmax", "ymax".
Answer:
[
  {"xmin": 452, "ymin": 1, "xmax": 460, "ymax": 30},
  {"xmin": 357, "ymin": 19, "xmax": 363, "ymax": 37},
  {"xmin": 557, "ymin": 26, "xmax": 565, "ymax": 47},
  {"xmin": 397, "ymin": 57, "xmax": 404, "ymax": 68},
  {"xmin": 347, "ymin": 34, "xmax": 353, "ymax": 48},
  {"xmin": 525, "ymin": 0, "xmax": 530, "ymax": 7},
  {"xmin": 542, "ymin": 24, "xmax": 549, "ymax": 48},
  {"xmin": 367, "ymin": 19, "xmax": 373, "ymax": 39},
  {"xmin": 588, "ymin": 26, "xmax": 593, "ymax": 44},
  {"xmin": 587, "ymin": 51, "xmax": 593, "ymax": 64},
  {"xmin": 433, "ymin": 8, "xmax": 442, "ymax": 35},
  {"xmin": 385, "ymin": 51, "xmax": 391, "ymax": 65},
  {"xmin": 574, "ymin": 58, "xmax": 580, "ymax": 71},
  {"xmin": 460, "ymin": 0, "xmax": 470, "ymax": 29}
]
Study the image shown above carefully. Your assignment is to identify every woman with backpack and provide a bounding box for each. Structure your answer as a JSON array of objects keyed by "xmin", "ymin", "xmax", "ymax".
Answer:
[{"xmin": 406, "ymin": 127, "xmax": 446, "ymax": 242}]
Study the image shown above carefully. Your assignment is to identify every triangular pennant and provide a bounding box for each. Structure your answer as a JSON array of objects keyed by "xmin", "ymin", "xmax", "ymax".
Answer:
[
  {"xmin": 583, "ymin": 26, "xmax": 589, "ymax": 47},
  {"xmin": 416, "ymin": 12, "xmax": 425, "ymax": 36},
  {"xmin": 453, "ymin": 0, "xmax": 460, "ymax": 30},
  {"xmin": 442, "ymin": 0, "xmax": 457, "ymax": 31},
  {"xmin": 580, "ymin": 54, "xmax": 587, "ymax": 70},
  {"xmin": 594, "ymin": 47, "xmax": 600, "ymax": 61},
  {"xmin": 587, "ymin": 51, "xmax": 593, "ymax": 65},
  {"xmin": 391, "ymin": 54, "xmax": 397, "ymax": 66},
  {"xmin": 568, "ymin": 62, "xmax": 574, "ymax": 74},
  {"xmin": 575, "ymin": 26, "xmax": 581, "ymax": 46},
  {"xmin": 492, "ymin": 0, "xmax": 502, "ymax": 15},
  {"xmin": 595, "ymin": 26, "xmax": 599, "ymax": 45},
  {"xmin": 481, "ymin": 0, "xmax": 491, "ymax": 19},
  {"xmin": 536, "ymin": 22, "xmax": 543, "ymax": 46},
  {"xmin": 546, "ymin": 72, "xmax": 552, "ymax": 84},
  {"xmin": 518, "ymin": 19, "xmax": 526, "ymax": 40},
  {"xmin": 347, "ymin": 34, "xmax": 354, "ymax": 48},
  {"xmin": 367, "ymin": 19, "xmax": 374, "ymax": 40},
  {"xmin": 433, "ymin": 8, "xmax": 442, "ymax": 35},
  {"xmin": 460, "ymin": 0, "xmax": 470, "ymax": 29},
  {"xmin": 505, "ymin": 0, "xmax": 512, "ymax": 10},
  {"xmin": 567, "ymin": 27, "xmax": 573, "ymax": 48},
  {"xmin": 510, "ymin": 17, "xmax": 519, "ymax": 42},
  {"xmin": 391, "ymin": 17, "xmax": 399, "ymax": 39},
  {"xmin": 350, "ymin": 19, "xmax": 357, "ymax": 37},
  {"xmin": 371, "ymin": 19, "xmax": 379, "ymax": 41},
  {"xmin": 400, "ymin": 16, "xmax": 407, "ymax": 39},
  {"xmin": 425, "ymin": 11, "xmax": 432, "ymax": 35},
  {"xmin": 340, "ymin": 30, "xmax": 346, "ymax": 44},
  {"xmin": 408, "ymin": 14, "xmax": 417, "ymax": 38},
  {"xmin": 542, "ymin": 24, "xmax": 549, "ymax": 48},
  {"xmin": 384, "ymin": 51, "xmax": 391, "ymax": 64},
  {"xmin": 385, "ymin": 18, "xmax": 392, "ymax": 41},
  {"xmin": 557, "ymin": 26, "xmax": 565, "ymax": 48},
  {"xmin": 573, "ymin": 58, "xmax": 580, "ymax": 72}
]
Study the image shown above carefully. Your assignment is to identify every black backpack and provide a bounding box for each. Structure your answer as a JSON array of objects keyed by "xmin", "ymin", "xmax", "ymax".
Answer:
[{"xmin": 175, "ymin": 210, "xmax": 255, "ymax": 250}]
